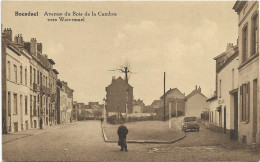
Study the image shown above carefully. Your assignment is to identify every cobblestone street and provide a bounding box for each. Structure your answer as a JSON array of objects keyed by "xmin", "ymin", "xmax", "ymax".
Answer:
[{"xmin": 2, "ymin": 120, "xmax": 260, "ymax": 161}]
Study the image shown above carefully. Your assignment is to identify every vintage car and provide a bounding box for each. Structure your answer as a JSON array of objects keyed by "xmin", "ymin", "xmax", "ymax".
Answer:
[{"xmin": 181, "ymin": 116, "xmax": 200, "ymax": 132}]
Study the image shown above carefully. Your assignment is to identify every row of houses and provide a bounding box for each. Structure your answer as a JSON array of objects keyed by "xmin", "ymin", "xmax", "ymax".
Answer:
[
  {"xmin": 207, "ymin": 1, "xmax": 259, "ymax": 147},
  {"xmin": 104, "ymin": 75, "xmax": 208, "ymax": 120},
  {"xmin": 2, "ymin": 28, "xmax": 74, "ymax": 133},
  {"xmin": 73, "ymin": 101, "xmax": 104, "ymax": 120}
]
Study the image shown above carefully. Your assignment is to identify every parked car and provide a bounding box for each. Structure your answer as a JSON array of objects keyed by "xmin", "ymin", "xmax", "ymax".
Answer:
[{"xmin": 181, "ymin": 116, "xmax": 200, "ymax": 132}]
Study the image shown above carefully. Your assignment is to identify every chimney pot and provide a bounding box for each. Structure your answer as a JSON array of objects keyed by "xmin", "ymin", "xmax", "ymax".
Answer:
[{"xmin": 3, "ymin": 27, "xmax": 12, "ymax": 41}]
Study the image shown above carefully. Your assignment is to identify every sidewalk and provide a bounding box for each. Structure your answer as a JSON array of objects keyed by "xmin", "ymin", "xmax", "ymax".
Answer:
[
  {"xmin": 201, "ymin": 122, "xmax": 259, "ymax": 151},
  {"xmin": 2, "ymin": 122, "xmax": 77, "ymax": 144},
  {"xmin": 101, "ymin": 119, "xmax": 186, "ymax": 144}
]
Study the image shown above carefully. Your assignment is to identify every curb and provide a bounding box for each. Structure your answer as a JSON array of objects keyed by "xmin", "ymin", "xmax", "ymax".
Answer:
[
  {"xmin": 101, "ymin": 123, "xmax": 186, "ymax": 144},
  {"xmin": 3, "ymin": 122, "xmax": 76, "ymax": 144}
]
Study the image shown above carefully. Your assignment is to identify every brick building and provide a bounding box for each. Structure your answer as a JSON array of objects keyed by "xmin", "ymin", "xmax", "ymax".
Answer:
[{"xmin": 105, "ymin": 76, "xmax": 133, "ymax": 116}]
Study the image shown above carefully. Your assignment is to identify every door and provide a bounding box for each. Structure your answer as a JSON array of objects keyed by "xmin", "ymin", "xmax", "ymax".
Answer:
[
  {"xmin": 234, "ymin": 92, "xmax": 238, "ymax": 140},
  {"xmin": 224, "ymin": 107, "xmax": 226, "ymax": 134},
  {"xmin": 34, "ymin": 120, "xmax": 36, "ymax": 128},
  {"xmin": 14, "ymin": 122, "xmax": 18, "ymax": 132},
  {"xmin": 252, "ymin": 79, "xmax": 257, "ymax": 143}
]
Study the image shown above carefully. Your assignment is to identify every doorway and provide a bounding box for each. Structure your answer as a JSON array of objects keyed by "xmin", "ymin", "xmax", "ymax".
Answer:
[
  {"xmin": 252, "ymin": 79, "xmax": 257, "ymax": 143},
  {"xmin": 233, "ymin": 92, "xmax": 238, "ymax": 140},
  {"xmin": 224, "ymin": 107, "xmax": 226, "ymax": 134}
]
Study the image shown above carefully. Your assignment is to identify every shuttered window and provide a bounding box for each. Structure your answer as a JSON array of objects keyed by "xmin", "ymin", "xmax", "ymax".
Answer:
[{"xmin": 240, "ymin": 82, "xmax": 250, "ymax": 122}]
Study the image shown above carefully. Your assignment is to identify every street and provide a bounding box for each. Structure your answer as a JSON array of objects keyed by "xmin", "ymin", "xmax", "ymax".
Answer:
[{"xmin": 3, "ymin": 121, "xmax": 260, "ymax": 161}]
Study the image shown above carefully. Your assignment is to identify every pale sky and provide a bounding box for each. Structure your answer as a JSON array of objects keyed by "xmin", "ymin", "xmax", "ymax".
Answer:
[{"xmin": 2, "ymin": 1, "xmax": 238, "ymax": 105}]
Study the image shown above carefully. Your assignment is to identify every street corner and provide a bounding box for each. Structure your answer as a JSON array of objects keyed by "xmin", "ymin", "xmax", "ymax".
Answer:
[{"xmin": 102, "ymin": 120, "xmax": 186, "ymax": 144}]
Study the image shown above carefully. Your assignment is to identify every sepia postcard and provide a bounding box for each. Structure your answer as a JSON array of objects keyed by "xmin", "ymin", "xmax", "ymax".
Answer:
[{"xmin": 1, "ymin": 0, "xmax": 260, "ymax": 161}]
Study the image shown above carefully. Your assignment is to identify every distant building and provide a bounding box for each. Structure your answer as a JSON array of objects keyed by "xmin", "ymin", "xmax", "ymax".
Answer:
[
  {"xmin": 74, "ymin": 102, "xmax": 85, "ymax": 120},
  {"xmin": 151, "ymin": 100, "xmax": 160, "ymax": 109},
  {"xmin": 233, "ymin": 1, "xmax": 259, "ymax": 146},
  {"xmin": 105, "ymin": 76, "xmax": 133, "ymax": 116},
  {"xmin": 143, "ymin": 105, "xmax": 155, "ymax": 113},
  {"xmin": 57, "ymin": 80, "xmax": 74, "ymax": 124},
  {"xmin": 185, "ymin": 86, "xmax": 208, "ymax": 118},
  {"xmin": 156, "ymin": 88, "xmax": 185, "ymax": 119},
  {"xmin": 133, "ymin": 99, "xmax": 144, "ymax": 113}
]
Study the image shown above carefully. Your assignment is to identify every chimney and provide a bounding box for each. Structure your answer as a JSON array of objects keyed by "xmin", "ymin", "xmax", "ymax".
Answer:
[
  {"xmin": 14, "ymin": 35, "xmax": 18, "ymax": 44},
  {"xmin": 3, "ymin": 28, "xmax": 12, "ymax": 41},
  {"xmin": 112, "ymin": 76, "xmax": 116, "ymax": 83},
  {"xmin": 198, "ymin": 86, "xmax": 201, "ymax": 92},
  {"xmin": 195, "ymin": 85, "xmax": 197, "ymax": 90},
  {"xmin": 17, "ymin": 34, "xmax": 24, "ymax": 46},
  {"xmin": 30, "ymin": 38, "xmax": 37, "ymax": 56},
  {"xmin": 226, "ymin": 43, "xmax": 234, "ymax": 52},
  {"xmin": 37, "ymin": 43, "xmax": 42, "ymax": 53}
]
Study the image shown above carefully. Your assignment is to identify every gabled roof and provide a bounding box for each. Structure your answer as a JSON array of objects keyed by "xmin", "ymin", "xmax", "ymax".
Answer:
[
  {"xmin": 151, "ymin": 100, "xmax": 160, "ymax": 106},
  {"xmin": 160, "ymin": 88, "xmax": 184, "ymax": 99},
  {"xmin": 107, "ymin": 76, "xmax": 133, "ymax": 88},
  {"xmin": 217, "ymin": 51, "xmax": 239, "ymax": 74},
  {"xmin": 185, "ymin": 89, "xmax": 207, "ymax": 101}
]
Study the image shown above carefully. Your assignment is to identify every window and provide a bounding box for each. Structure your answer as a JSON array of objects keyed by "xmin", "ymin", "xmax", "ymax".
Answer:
[
  {"xmin": 251, "ymin": 13, "xmax": 259, "ymax": 55},
  {"xmin": 30, "ymin": 95, "xmax": 32, "ymax": 116},
  {"xmin": 7, "ymin": 61, "xmax": 11, "ymax": 80},
  {"xmin": 20, "ymin": 95, "xmax": 23, "ymax": 113},
  {"xmin": 219, "ymin": 79, "xmax": 222, "ymax": 98},
  {"xmin": 25, "ymin": 96, "xmax": 28, "ymax": 114},
  {"xmin": 14, "ymin": 65, "xmax": 17, "ymax": 83},
  {"xmin": 33, "ymin": 69, "xmax": 36, "ymax": 84},
  {"xmin": 34, "ymin": 96, "xmax": 37, "ymax": 116},
  {"xmin": 46, "ymin": 76, "xmax": 48, "ymax": 87},
  {"xmin": 25, "ymin": 68, "xmax": 27, "ymax": 85},
  {"xmin": 242, "ymin": 25, "xmax": 248, "ymax": 63},
  {"xmin": 13, "ymin": 93, "xmax": 17, "ymax": 114},
  {"xmin": 8, "ymin": 92, "xmax": 11, "ymax": 116},
  {"xmin": 37, "ymin": 70, "xmax": 39, "ymax": 85},
  {"xmin": 232, "ymin": 69, "xmax": 235, "ymax": 89},
  {"xmin": 240, "ymin": 82, "xmax": 250, "ymax": 122},
  {"xmin": 30, "ymin": 66, "xmax": 32, "ymax": 85},
  {"xmin": 20, "ymin": 66, "xmax": 23, "ymax": 84}
]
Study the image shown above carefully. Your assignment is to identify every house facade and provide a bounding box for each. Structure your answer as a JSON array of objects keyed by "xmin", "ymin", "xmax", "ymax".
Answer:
[
  {"xmin": 207, "ymin": 43, "xmax": 239, "ymax": 140},
  {"xmin": 57, "ymin": 80, "xmax": 74, "ymax": 124},
  {"xmin": 2, "ymin": 28, "xmax": 67, "ymax": 133},
  {"xmin": 233, "ymin": 1, "xmax": 259, "ymax": 146},
  {"xmin": 105, "ymin": 76, "xmax": 133, "ymax": 116},
  {"xmin": 185, "ymin": 86, "xmax": 208, "ymax": 118},
  {"xmin": 133, "ymin": 99, "xmax": 144, "ymax": 113},
  {"xmin": 155, "ymin": 88, "xmax": 185, "ymax": 120},
  {"xmin": 2, "ymin": 30, "xmax": 32, "ymax": 132}
]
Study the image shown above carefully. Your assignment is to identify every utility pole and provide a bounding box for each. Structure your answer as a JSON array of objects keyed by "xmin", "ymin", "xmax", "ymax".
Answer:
[{"xmin": 163, "ymin": 72, "xmax": 166, "ymax": 122}]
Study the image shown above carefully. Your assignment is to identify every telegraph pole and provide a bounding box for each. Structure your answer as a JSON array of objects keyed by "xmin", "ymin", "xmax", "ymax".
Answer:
[{"xmin": 163, "ymin": 72, "xmax": 166, "ymax": 121}]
